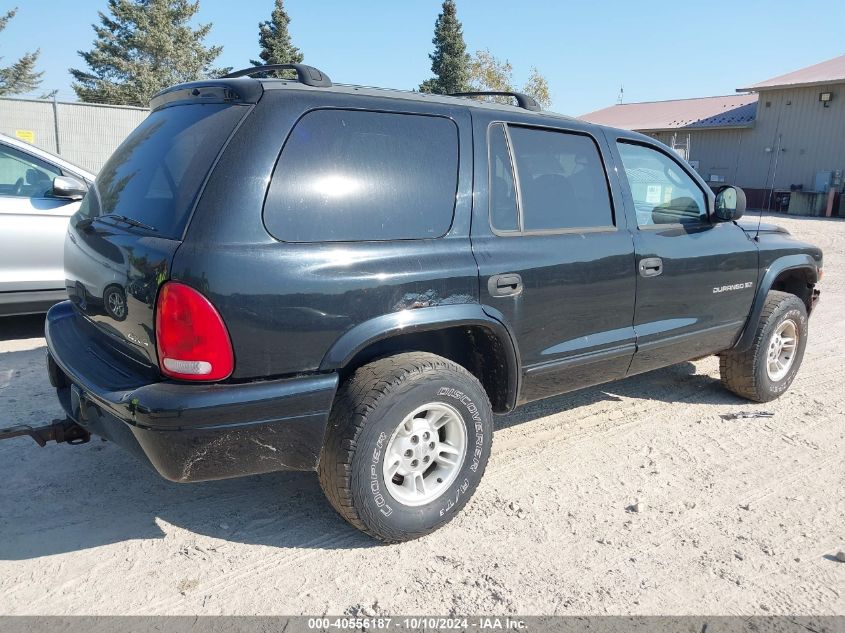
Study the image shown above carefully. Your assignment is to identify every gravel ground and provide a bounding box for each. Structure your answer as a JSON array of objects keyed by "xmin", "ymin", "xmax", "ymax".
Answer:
[{"xmin": 0, "ymin": 214, "xmax": 843, "ymax": 616}]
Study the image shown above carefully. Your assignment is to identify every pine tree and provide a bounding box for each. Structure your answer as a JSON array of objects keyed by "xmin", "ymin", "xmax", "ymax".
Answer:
[
  {"xmin": 419, "ymin": 0, "xmax": 469, "ymax": 95},
  {"xmin": 0, "ymin": 7, "xmax": 42, "ymax": 96},
  {"xmin": 70, "ymin": 0, "xmax": 227, "ymax": 107},
  {"xmin": 251, "ymin": 0, "xmax": 303, "ymax": 69}
]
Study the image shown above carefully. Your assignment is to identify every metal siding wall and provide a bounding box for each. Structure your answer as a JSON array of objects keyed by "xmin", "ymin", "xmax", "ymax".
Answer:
[
  {"xmin": 0, "ymin": 98, "xmax": 148, "ymax": 173},
  {"xmin": 735, "ymin": 90, "xmax": 791, "ymax": 190},
  {"xmin": 642, "ymin": 83, "xmax": 845, "ymax": 193},
  {"xmin": 719, "ymin": 84, "xmax": 845, "ymax": 190},
  {"xmin": 652, "ymin": 128, "xmax": 751, "ymax": 185},
  {"xmin": 754, "ymin": 84, "xmax": 845, "ymax": 190},
  {"xmin": 690, "ymin": 129, "xmax": 746, "ymax": 184}
]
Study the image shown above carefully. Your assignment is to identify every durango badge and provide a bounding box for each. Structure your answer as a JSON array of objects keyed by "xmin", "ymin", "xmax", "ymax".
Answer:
[{"xmin": 713, "ymin": 282, "xmax": 754, "ymax": 294}]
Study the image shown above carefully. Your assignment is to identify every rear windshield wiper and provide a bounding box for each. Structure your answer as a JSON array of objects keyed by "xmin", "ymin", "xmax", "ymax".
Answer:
[{"xmin": 79, "ymin": 213, "xmax": 157, "ymax": 233}]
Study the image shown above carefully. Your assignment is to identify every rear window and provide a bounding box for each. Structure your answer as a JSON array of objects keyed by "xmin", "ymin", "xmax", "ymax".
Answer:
[
  {"xmin": 264, "ymin": 109, "xmax": 459, "ymax": 242},
  {"xmin": 79, "ymin": 103, "xmax": 246, "ymax": 239}
]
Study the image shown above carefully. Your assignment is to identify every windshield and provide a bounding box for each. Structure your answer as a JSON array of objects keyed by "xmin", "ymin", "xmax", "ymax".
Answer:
[{"xmin": 76, "ymin": 103, "xmax": 247, "ymax": 239}]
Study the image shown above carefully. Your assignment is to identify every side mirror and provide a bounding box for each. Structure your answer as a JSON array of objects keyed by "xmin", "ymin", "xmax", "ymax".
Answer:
[
  {"xmin": 714, "ymin": 185, "xmax": 746, "ymax": 222},
  {"xmin": 52, "ymin": 175, "xmax": 88, "ymax": 201}
]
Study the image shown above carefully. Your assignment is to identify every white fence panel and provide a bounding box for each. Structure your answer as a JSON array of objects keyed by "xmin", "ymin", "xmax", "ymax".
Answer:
[{"xmin": 0, "ymin": 97, "xmax": 149, "ymax": 173}]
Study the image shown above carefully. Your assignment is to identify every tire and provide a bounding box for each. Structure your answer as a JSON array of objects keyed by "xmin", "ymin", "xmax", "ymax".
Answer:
[
  {"xmin": 318, "ymin": 352, "xmax": 493, "ymax": 543},
  {"xmin": 720, "ymin": 290, "xmax": 808, "ymax": 402}
]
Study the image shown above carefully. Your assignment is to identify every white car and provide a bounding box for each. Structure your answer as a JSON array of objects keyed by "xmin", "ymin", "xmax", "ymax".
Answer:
[{"xmin": 0, "ymin": 133, "xmax": 95, "ymax": 316}]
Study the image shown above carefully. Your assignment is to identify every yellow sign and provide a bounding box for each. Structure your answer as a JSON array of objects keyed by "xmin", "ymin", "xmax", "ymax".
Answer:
[{"xmin": 15, "ymin": 129, "xmax": 35, "ymax": 144}]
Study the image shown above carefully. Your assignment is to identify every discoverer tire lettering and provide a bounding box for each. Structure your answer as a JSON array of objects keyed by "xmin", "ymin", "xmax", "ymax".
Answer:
[{"xmin": 317, "ymin": 352, "xmax": 493, "ymax": 543}]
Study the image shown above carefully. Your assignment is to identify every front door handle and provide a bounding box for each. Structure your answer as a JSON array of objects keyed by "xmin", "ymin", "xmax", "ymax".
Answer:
[
  {"xmin": 489, "ymin": 273, "xmax": 523, "ymax": 297},
  {"xmin": 639, "ymin": 257, "xmax": 663, "ymax": 277}
]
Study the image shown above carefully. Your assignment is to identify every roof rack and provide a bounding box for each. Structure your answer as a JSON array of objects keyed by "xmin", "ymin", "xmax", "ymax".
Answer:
[
  {"xmin": 449, "ymin": 91, "xmax": 541, "ymax": 112},
  {"xmin": 224, "ymin": 64, "xmax": 332, "ymax": 87}
]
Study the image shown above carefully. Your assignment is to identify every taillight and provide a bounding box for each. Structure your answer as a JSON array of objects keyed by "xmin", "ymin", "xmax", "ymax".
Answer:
[{"xmin": 155, "ymin": 282, "xmax": 234, "ymax": 381}]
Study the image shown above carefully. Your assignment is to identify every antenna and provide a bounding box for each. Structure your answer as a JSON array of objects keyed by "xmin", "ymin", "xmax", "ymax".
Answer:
[
  {"xmin": 758, "ymin": 133, "xmax": 782, "ymax": 240},
  {"xmin": 617, "ymin": 84, "xmax": 624, "ymax": 104}
]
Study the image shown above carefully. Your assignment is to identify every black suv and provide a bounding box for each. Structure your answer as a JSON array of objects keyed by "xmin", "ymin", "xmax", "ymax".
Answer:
[{"xmin": 42, "ymin": 65, "xmax": 822, "ymax": 542}]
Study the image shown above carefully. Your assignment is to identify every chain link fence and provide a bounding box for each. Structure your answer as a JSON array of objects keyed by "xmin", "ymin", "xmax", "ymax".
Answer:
[{"xmin": 0, "ymin": 95, "xmax": 149, "ymax": 173}]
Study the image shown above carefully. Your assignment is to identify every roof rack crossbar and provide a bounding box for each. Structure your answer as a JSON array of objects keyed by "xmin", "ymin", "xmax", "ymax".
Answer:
[
  {"xmin": 448, "ymin": 91, "xmax": 541, "ymax": 112},
  {"xmin": 224, "ymin": 64, "xmax": 332, "ymax": 87}
]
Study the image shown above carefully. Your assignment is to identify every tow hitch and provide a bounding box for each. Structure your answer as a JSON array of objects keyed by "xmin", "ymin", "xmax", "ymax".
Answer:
[{"xmin": 0, "ymin": 418, "xmax": 90, "ymax": 447}]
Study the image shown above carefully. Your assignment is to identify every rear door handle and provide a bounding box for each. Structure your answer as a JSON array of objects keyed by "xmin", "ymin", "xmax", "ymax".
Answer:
[
  {"xmin": 488, "ymin": 273, "xmax": 523, "ymax": 297},
  {"xmin": 639, "ymin": 257, "xmax": 663, "ymax": 277}
]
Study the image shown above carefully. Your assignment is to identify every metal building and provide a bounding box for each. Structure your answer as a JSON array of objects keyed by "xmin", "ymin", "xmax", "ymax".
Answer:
[{"xmin": 581, "ymin": 54, "xmax": 845, "ymax": 214}]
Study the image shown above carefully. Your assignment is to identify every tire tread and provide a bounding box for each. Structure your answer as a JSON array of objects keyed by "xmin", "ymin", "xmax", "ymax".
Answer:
[
  {"xmin": 318, "ymin": 352, "xmax": 489, "ymax": 543},
  {"xmin": 720, "ymin": 290, "xmax": 803, "ymax": 402}
]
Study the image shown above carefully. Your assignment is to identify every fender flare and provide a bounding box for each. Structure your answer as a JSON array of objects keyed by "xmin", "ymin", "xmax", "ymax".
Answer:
[
  {"xmin": 732, "ymin": 254, "xmax": 819, "ymax": 352},
  {"xmin": 319, "ymin": 303, "xmax": 521, "ymax": 411}
]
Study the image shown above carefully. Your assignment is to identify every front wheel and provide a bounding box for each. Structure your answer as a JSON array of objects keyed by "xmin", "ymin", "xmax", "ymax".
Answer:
[
  {"xmin": 720, "ymin": 290, "xmax": 809, "ymax": 402},
  {"xmin": 318, "ymin": 352, "xmax": 493, "ymax": 543}
]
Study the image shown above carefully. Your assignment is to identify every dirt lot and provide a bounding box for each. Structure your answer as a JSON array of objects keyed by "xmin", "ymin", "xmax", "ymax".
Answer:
[{"xmin": 1, "ymin": 214, "xmax": 843, "ymax": 616}]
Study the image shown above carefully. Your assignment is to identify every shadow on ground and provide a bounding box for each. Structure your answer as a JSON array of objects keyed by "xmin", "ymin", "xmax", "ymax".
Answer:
[
  {"xmin": 495, "ymin": 360, "xmax": 747, "ymax": 431},
  {"xmin": 1, "ymin": 322, "xmax": 747, "ymax": 560},
  {"xmin": 0, "ymin": 314, "xmax": 46, "ymax": 342}
]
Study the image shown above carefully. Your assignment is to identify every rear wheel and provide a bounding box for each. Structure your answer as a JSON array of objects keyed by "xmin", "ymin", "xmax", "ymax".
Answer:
[
  {"xmin": 720, "ymin": 291, "xmax": 808, "ymax": 402},
  {"xmin": 318, "ymin": 352, "xmax": 493, "ymax": 543}
]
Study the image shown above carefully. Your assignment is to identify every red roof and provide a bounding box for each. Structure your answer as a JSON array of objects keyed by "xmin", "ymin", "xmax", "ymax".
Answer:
[
  {"xmin": 738, "ymin": 53, "xmax": 845, "ymax": 91},
  {"xmin": 579, "ymin": 94, "xmax": 758, "ymax": 132}
]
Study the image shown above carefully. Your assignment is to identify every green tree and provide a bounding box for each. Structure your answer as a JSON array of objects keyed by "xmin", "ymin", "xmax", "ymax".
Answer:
[
  {"xmin": 251, "ymin": 0, "xmax": 302, "ymax": 69},
  {"xmin": 469, "ymin": 48, "xmax": 514, "ymax": 95},
  {"xmin": 419, "ymin": 0, "xmax": 469, "ymax": 95},
  {"xmin": 522, "ymin": 66, "xmax": 551, "ymax": 109},
  {"xmin": 0, "ymin": 7, "xmax": 42, "ymax": 96},
  {"xmin": 468, "ymin": 49, "xmax": 552, "ymax": 109},
  {"xmin": 70, "ymin": 0, "xmax": 227, "ymax": 107}
]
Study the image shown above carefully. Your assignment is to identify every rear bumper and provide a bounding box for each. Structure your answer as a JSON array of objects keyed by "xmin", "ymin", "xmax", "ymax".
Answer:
[{"xmin": 46, "ymin": 301, "xmax": 339, "ymax": 482}]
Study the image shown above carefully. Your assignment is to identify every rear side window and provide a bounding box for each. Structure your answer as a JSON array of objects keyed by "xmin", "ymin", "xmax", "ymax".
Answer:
[
  {"xmin": 264, "ymin": 109, "xmax": 459, "ymax": 242},
  {"xmin": 80, "ymin": 104, "xmax": 247, "ymax": 239},
  {"xmin": 508, "ymin": 126, "xmax": 614, "ymax": 231},
  {"xmin": 488, "ymin": 124, "xmax": 519, "ymax": 232}
]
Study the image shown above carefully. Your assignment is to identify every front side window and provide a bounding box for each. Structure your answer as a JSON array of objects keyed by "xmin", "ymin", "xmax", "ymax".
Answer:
[
  {"xmin": 264, "ymin": 109, "xmax": 459, "ymax": 242},
  {"xmin": 0, "ymin": 144, "xmax": 60, "ymax": 198},
  {"xmin": 617, "ymin": 142, "xmax": 707, "ymax": 226},
  {"xmin": 507, "ymin": 126, "xmax": 614, "ymax": 231}
]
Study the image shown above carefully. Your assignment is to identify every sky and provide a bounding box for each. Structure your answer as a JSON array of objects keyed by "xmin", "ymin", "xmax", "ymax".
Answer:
[{"xmin": 2, "ymin": 0, "xmax": 844, "ymax": 115}]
